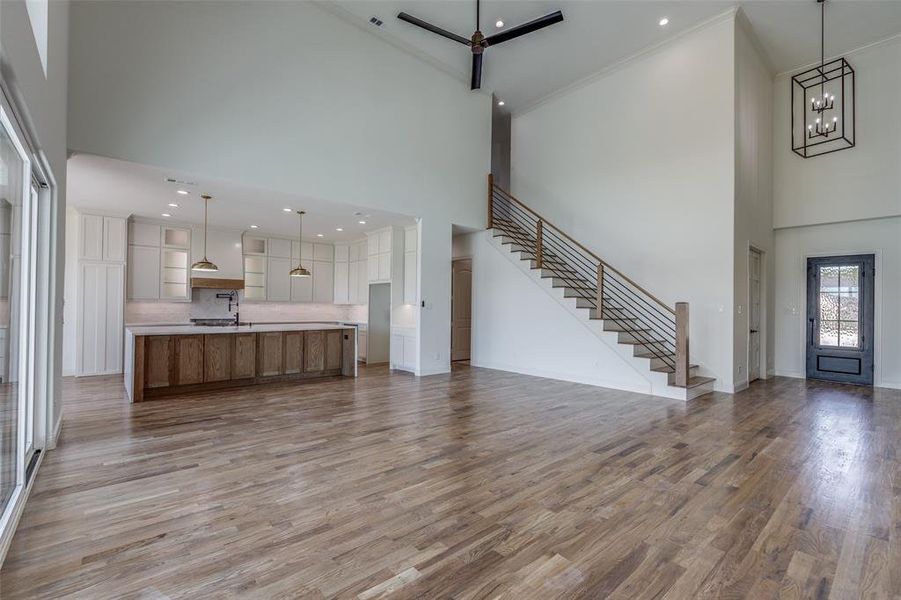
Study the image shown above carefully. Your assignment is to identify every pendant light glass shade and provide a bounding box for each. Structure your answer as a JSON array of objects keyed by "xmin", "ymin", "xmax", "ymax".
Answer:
[
  {"xmin": 290, "ymin": 210, "xmax": 311, "ymax": 278},
  {"xmin": 191, "ymin": 194, "xmax": 219, "ymax": 272}
]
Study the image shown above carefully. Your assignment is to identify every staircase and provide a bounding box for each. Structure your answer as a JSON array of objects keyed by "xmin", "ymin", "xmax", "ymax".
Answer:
[{"xmin": 487, "ymin": 176, "xmax": 715, "ymax": 400}]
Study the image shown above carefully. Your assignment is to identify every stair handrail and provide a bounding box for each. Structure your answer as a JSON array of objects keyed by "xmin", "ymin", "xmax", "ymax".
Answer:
[
  {"xmin": 488, "ymin": 174, "xmax": 692, "ymax": 387},
  {"xmin": 489, "ymin": 181, "xmax": 675, "ymax": 317}
]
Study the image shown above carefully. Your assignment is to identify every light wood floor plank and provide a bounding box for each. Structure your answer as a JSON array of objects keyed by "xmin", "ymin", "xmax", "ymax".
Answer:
[{"xmin": 0, "ymin": 365, "xmax": 898, "ymax": 598}]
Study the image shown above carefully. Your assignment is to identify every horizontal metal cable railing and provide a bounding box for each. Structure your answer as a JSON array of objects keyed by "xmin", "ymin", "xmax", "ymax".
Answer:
[{"xmin": 489, "ymin": 181, "xmax": 681, "ymax": 373}]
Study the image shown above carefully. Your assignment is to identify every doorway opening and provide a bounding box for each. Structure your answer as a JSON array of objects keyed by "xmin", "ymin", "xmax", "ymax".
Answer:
[
  {"xmin": 806, "ymin": 254, "xmax": 875, "ymax": 385},
  {"xmin": 451, "ymin": 258, "xmax": 472, "ymax": 362},
  {"xmin": 748, "ymin": 248, "xmax": 762, "ymax": 383},
  {"xmin": 367, "ymin": 283, "xmax": 390, "ymax": 365}
]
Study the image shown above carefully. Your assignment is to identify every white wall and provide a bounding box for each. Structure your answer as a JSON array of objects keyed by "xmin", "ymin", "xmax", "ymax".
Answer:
[
  {"xmin": 774, "ymin": 217, "xmax": 900, "ymax": 389},
  {"xmin": 733, "ymin": 16, "xmax": 775, "ymax": 388},
  {"xmin": 0, "ymin": 0, "xmax": 69, "ymax": 429},
  {"xmin": 462, "ymin": 231, "xmax": 660, "ymax": 394},
  {"xmin": 773, "ymin": 35, "xmax": 901, "ymax": 228},
  {"xmin": 772, "ymin": 36, "xmax": 901, "ymax": 388},
  {"xmin": 511, "ymin": 15, "xmax": 737, "ymax": 391},
  {"xmin": 67, "ymin": 0, "xmax": 491, "ymax": 376}
]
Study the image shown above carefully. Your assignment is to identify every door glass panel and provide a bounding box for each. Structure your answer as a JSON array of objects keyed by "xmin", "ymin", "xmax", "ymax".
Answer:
[
  {"xmin": 0, "ymin": 117, "xmax": 26, "ymax": 511},
  {"xmin": 839, "ymin": 320, "xmax": 859, "ymax": 348},
  {"xmin": 818, "ymin": 263, "xmax": 861, "ymax": 349}
]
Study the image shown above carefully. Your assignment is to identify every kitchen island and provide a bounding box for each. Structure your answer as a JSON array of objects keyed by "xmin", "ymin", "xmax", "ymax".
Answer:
[{"xmin": 124, "ymin": 323, "xmax": 356, "ymax": 402}]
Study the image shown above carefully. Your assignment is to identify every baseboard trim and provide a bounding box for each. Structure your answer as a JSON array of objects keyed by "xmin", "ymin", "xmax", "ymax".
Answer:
[
  {"xmin": 470, "ymin": 359, "xmax": 656, "ymax": 397},
  {"xmin": 732, "ymin": 380, "xmax": 749, "ymax": 393}
]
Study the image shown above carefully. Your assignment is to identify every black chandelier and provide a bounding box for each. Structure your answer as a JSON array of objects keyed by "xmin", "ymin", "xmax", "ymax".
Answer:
[{"xmin": 791, "ymin": 0, "xmax": 855, "ymax": 158}]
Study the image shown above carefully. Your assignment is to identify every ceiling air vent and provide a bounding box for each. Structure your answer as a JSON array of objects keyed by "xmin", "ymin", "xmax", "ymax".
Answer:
[{"xmin": 369, "ymin": 16, "xmax": 384, "ymax": 27}]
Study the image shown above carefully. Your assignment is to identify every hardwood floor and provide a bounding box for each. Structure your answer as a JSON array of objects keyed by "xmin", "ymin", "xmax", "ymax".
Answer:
[{"xmin": 1, "ymin": 365, "xmax": 898, "ymax": 599}]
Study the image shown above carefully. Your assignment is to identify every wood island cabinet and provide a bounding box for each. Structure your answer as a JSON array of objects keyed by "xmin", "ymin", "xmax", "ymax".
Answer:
[
  {"xmin": 129, "ymin": 328, "xmax": 356, "ymax": 402},
  {"xmin": 232, "ymin": 333, "xmax": 257, "ymax": 379}
]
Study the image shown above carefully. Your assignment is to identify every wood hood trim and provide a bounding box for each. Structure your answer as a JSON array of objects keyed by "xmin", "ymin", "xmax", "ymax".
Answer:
[{"xmin": 191, "ymin": 277, "xmax": 245, "ymax": 290}]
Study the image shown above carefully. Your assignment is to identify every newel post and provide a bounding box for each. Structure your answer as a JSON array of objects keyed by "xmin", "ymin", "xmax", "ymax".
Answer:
[
  {"xmin": 487, "ymin": 173, "xmax": 494, "ymax": 229},
  {"xmin": 675, "ymin": 302, "xmax": 689, "ymax": 387},
  {"xmin": 596, "ymin": 264, "xmax": 605, "ymax": 315},
  {"xmin": 536, "ymin": 220, "xmax": 543, "ymax": 268}
]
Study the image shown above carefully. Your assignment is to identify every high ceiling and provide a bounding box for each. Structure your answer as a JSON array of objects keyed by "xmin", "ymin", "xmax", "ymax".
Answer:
[
  {"xmin": 67, "ymin": 154, "xmax": 414, "ymax": 242},
  {"xmin": 335, "ymin": 0, "xmax": 901, "ymax": 111}
]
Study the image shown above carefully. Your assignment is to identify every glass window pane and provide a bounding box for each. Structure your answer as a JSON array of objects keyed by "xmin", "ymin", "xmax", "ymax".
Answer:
[
  {"xmin": 839, "ymin": 320, "xmax": 859, "ymax": 348},
  {"xmin": 819, "ymin": 265, "xmax": 839, "ymax": 292},
  {"xmin": 839, "ymin": 265, "xmax": 859, "ymax": 293},
  {"xmin": 820, "ymin": 292, "xmax": 838, "ymax": 321},
  {"xmin": 819, "ymin": 320, "xmax": 838, "ymax": 346},
  {"xmin": 839, "ymin": 292, "xmax": 859, "ymax": 321}
]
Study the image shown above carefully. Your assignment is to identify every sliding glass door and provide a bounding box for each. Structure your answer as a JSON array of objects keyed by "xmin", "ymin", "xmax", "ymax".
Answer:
[{"xmin": 0, "ymin": 102, "xmax": 36, "ymax": 527}]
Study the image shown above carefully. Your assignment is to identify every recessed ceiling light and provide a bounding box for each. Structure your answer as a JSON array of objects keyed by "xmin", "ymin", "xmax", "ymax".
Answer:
[
  {"xmin": 495, "ymin": 20, "xmax": 504, "ymax": 28},
  {"xmin": 358, "ymin": 220, "xmax": 367, "ymax": 224},
  {"xmin": 498, "ymin": 100, "xmax": 505, "ymax": 106},
  {"xmin": 176, "ymin": 190, "xmax": 189, "ymax": 195},
  {"xmin": 659, "ymin": 17, "xmax": 669, "ymax": 26},
  {"xmin": 250, "ymin": 224, "xmax": 259, "ymax": 229},
  {"xmin": 317, "ymin": 233, "xmax": 324, "ymax": 237},
  {"xmin": 161, "ymin": 213, "xmax": 171, "ymax": 217},
  {"xmin": 336, "ymin": 228, "xmax": 343, "ymax": 232},
  {"xmin": 168, "ymin": 203, "xmax": 179, "ymax": 208},
  {"xmin": 283, "ymin": 208, "xmax": 292, "ymax": 212}
]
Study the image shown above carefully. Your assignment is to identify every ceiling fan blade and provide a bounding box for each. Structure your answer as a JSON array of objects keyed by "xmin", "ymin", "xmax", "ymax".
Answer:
[
  {"xmin": 484, "ymin": 10, "xmax": 564, "ymax": 46},
  {"xmin": 471, "ymin": 52, "xmax": 483, "ymax": 90},
  {"xmin": 397, "ymin": 12, "xmax": 470, "ymax": 45}
]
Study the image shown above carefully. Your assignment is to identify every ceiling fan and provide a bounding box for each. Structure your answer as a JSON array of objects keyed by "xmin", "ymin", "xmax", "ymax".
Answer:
[{"xmin": 397, "ymin": 0, "xmax": 564, "ymax": 91}]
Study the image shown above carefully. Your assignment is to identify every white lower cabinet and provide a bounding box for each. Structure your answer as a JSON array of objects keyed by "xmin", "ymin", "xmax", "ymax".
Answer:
[
  {"xmin": 358, "ymin": 328, "xmax": 367, "ymax": 361},
  {"xmin": 390, "ymin": 331, "xmax": 417, "ymax": 372},
  {"xmin": 78, "ymin": 263, "xmax": 125, "ymax": 376}
]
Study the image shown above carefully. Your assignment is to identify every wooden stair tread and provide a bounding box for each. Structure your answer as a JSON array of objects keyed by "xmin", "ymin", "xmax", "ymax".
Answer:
[
  {"xmin": 672, "ymin": 375, "xmax": 716, "ymax": 389},
  {"xmin": 650, "ymin": 364, "xmax": 698, "ymax": 374}
]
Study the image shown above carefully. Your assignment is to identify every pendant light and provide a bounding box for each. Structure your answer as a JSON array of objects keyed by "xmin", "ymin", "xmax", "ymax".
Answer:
[
  {"xmin": 191, "ymin": 194, "xmax": 219, "ymax": 272},
  {"xmin": 290, "ymin": 210, "xmax": 311, "ymax": 278},
  {"xmin": 789, "ymin": 0, "xmax": 855, "ymax": 158}
]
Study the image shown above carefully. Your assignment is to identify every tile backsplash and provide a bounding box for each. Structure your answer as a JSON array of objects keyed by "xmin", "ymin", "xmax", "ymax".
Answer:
[{"xmin": 126, "ymin": 289, "xmax": 367, "ymax": 324}]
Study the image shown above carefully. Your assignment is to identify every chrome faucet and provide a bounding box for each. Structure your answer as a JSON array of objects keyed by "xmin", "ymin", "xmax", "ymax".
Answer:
[{"xmin": 216, "ymin": 290, "xmax": 240, "ymax": 326}]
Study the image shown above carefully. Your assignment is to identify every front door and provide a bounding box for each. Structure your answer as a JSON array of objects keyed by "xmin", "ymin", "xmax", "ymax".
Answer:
[{"xmin": 806, "ymin": 254, "xmax": 874, "ymax": 385}]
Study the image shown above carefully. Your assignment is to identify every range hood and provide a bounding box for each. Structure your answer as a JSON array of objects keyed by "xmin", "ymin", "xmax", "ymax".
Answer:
[{"xmin": 191, "ymin": 277, "xmax": 245, "ymax": 290}]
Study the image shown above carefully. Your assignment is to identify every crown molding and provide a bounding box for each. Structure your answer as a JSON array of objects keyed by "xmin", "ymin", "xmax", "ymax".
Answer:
[
  {"xmin": 776, "ymin": 29, "xmax": 901, "ymax": 77},
  {"xmin": 513, "ymin": 8, "xmax": 739, "ymax": 118}
]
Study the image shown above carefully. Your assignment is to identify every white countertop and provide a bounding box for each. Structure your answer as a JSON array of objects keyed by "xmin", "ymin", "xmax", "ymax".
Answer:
[{"xmin": 126, "ymin": 323, "xmax": 355, "ymax": 336}]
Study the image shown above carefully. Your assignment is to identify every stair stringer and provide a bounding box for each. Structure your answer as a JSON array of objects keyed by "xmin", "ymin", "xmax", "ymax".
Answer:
[{"xmin": 478, "ymin": 230, "xmax": 699, "ymax": 400}]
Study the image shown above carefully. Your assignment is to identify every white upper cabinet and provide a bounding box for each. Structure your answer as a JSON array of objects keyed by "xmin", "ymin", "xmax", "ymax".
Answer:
[
  {"xmin": 335, "ymin": 243, "xmax": 349, "ymax": 263},
  {"xmin": 267, "ymin": 256, "xmax": 292, "ymax": 301},
  {"xmin": 103, "ymin": 217, "xmax": 127, "ymax": 262},
  {"xmin": 367, "ymin": 228, "xmax": 392, "ymax": 283},
  {"xmin": 403, "ymin": 225, "xmax": 418, "ymax": 305},
  {"xmin": 129, "ymin": 221, "xmax": 160, "ymax": 247},
  {"xmin": 268, "ymin": 237, "xmax": 291, "ymax": 258},
  {"xmin": 126, "ymin": 219, "xmax": 191, "ymax": 301},
  {"xmin": 127, "ymin": 245, "xmax": 161, "ymax": 299},
  {"xmin": 290, "ymin": 271, "xmax": 313, "ymax": 302},
  {"xmin": 80, "ymin": 214, "xmax": 104, "ymax": 260},
  {"xmin": 312, "ymin": 260, "xmax": 334, "ymax": 303},
  {"xmin": 378, "ymin": 229, "xmax": 392, "ymax": 254},
  {"xmin": 313, "ymin": 243, "xmax": 334, "ymax": 262}
]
